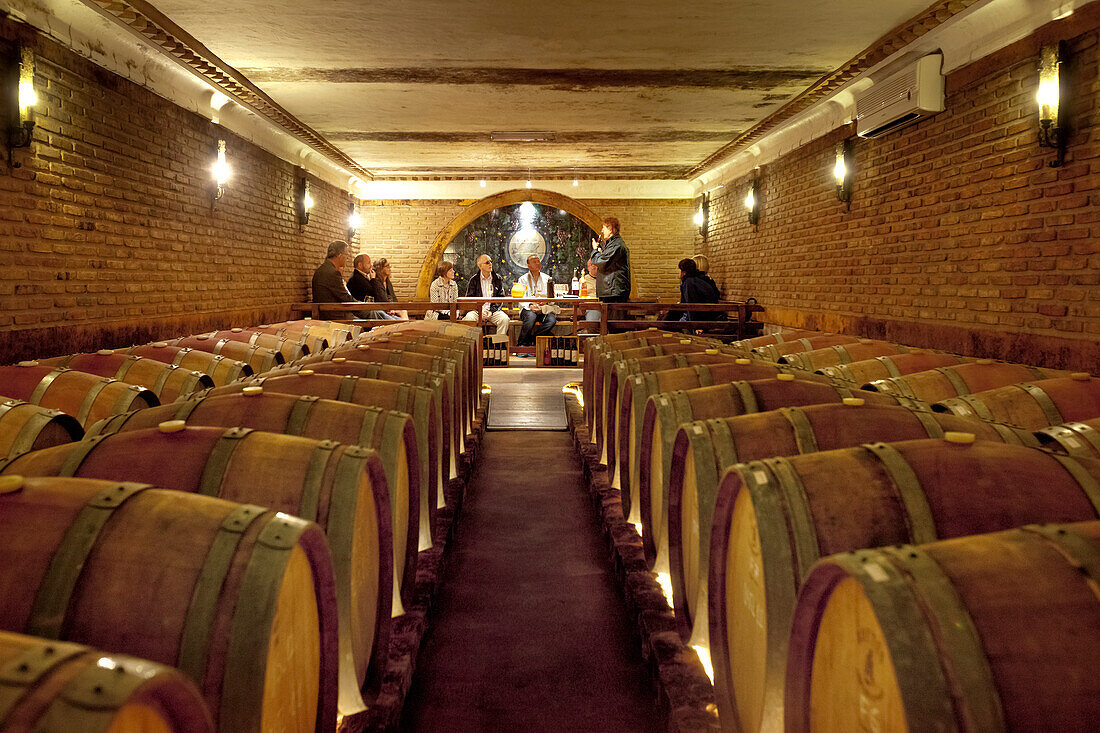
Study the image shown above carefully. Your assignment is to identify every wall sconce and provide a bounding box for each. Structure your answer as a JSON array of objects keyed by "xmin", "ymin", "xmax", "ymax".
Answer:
[
  {"xmin": 210, "ymin": 139, "xmax": 230, "ymax": 207},
  {"xmin": 834, "ymin": 139, "xmax": 853, "ymax": 210},
  {"xmin": 296, "ymin": 177, "xmax": 314, "ymax": 230},
  {"xmin": 694, "ymin": 193, "xmax": 709, "ymax": 238},
  {"xmin": 347, "ymin": 201, "xmax": 361, "ymax": 240},
  {"xmin": 1037, "ymin": 42, "xmax": 1065, "ymax": 167},
  {"xmin": 6, "ymin": 46, "xmax": 36, "ymax": 168},
  {"xmin": 744, "ymin": 177, "xmax": 760, "ymax": 228}
]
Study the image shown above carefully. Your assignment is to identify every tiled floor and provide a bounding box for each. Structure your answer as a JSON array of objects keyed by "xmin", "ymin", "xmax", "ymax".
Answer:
[{"xmin": 484, "ymin": 363, "xmax": 581, "ymax": 430}]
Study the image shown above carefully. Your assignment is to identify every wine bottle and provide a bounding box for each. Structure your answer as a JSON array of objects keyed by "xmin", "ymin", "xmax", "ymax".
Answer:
[
  {"xmin": 542, "ymin": 339, "xmax": 551, "ymax": 365},
  {"xmin": 571, "ymin": 272, "xmax": 580, "ymax": 295}
]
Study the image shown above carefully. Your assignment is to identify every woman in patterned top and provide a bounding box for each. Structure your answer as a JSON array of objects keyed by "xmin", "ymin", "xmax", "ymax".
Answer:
[{"xmin": 426, "ymin": 260, "xmax": 459, "ymax": 320}]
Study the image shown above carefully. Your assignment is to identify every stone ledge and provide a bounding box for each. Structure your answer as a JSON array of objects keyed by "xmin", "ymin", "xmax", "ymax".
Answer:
[{"xmin": 564, "ymin": 392, "xmax": 720, "ymax": 733}]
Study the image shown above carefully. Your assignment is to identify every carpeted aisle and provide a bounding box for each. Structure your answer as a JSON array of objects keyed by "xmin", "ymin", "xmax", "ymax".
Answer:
[{"xmin": 401, "ymin": 430, "xmax": 658, "ymax": 733}]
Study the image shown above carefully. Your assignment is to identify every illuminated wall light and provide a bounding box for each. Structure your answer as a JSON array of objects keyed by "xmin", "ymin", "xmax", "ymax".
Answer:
[
  {"xmin": 1037, "ymin": 42, "xmax": 1065, "ymax": 167},
  {"xmin": 834, "ymin": 138, "xmax": 853, "ymax": 210},
  {"xmin": 347, "ymin": 201, "xmax": 361, "ymax": 239},
  {"xmin": 7, "ymin": 46, "xmax": 36, "ymax": 168},
  {"xmin": 296, "ymin": 177, "xmax": 313, "ymax": 229},
  {"xmin": 210, "ymin": 139, "xmax": 230, "ymax": 206},
  {"xmin": 694, "ymin": 193, "xmax": 709, "ymax": 238},
  {"xmin": 744, "ymin": 176, "xmax": 760, "ymax": 228}
]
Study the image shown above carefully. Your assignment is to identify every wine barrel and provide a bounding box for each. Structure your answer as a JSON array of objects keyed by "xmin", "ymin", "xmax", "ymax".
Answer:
[
  {"xmin": 0, "ymin": 475, "xmax": 340, "ymax": 732},
  {"xmin": 0, "ymin": 629, "xmax": 214, "ymax": 733},
  {"xmin": 249, "ymin": 358, "xmax": 455, "ymax": 481},
  {"xmin": 203, "ymin": 328, "xmax": 309, "ymax": 363},
  {"xmin": 753, "ymin": 334, "xmax": 862, "ymax": 362},
  {"xmin": 0, "ymin": 399, "xmax": 83, "ymax": 458},
  {"xmin": 729, "ymin": 329, "xmax": 821, "ymax": 351},
  {"xmin": 704, "ymin": 438, "xmax": 1100, "ymax": 733},
  {"xmin": 934, "ymin": 373, "xmax": 1100, "ymax": 430},
  {"xmin": 1, "ymin": 426, "xmax": 399, "ymax": 710},
  {"xmin": 1036, "ymin": 417, "xmax": 1100, "ymax": 458},
  {"xmin": 787, "ymin": 521, "xmax": 1100, "ymax": 733},
  {"xmin": 666, "ymin": 401, "xmax": 1037, "ymax": 628},
  {"xmin": 615, "ymin": 359, "xmax": 807, "ymax": 521},
  {"xmin": 777, "ymin": 339, "xmax": 910, "ymax": 372},
  {"xmin": 39, "ymin": 351, "xmax": 214, "ymax": 403},
  {"xmin": 97, "ymin": 381, "xmax": 437, "ymax": 551},
  {"xmin": 167, "ymin": 336, "xmax": 283, "ymax": 375},
  {"xmin": 866, "ymin": 359, "xmax": 1070, "ymax": 403},
  {"xmin": 644, "ymin": 379, "xmax": 914, "ymax": 573},
  {"xmin": 322, "ymin": 346, "xmax": 462, "ymax": 462},
  {"xmin": 598, "ymin": 347, "xmax": 741, "ymax": 464},
  {"xmin": 819, "ymin": 350, "xmax": 970, "ymax": 384},
  {"xmin": 117, "ymin": 343, "xmax": 252, "ymax": 386},
  {"xmin": 0, "ymin": 365, "xmax": 157, "ymax": 428},
  {"xmin": 250, "ymin": 321, "xmax": 333, "ymax": 354}
]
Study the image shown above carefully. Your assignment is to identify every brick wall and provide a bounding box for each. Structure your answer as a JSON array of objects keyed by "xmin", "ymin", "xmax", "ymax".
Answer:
[
  {"xmin": 0, "ymin": 19, "xmax": 360, "ymax": 363},
  {"xmin": 359, "ymin": 198, "xmax": 695, "ymax": 302},
  {"xmin": 700, "ymin": 17, "xmax": 1100, "ymax": 370}
]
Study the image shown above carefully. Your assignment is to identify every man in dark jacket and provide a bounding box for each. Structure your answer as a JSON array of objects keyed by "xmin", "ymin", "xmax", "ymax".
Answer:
[
  {"xmin": 462, "ymin": 253, "xmax": 510, "ymax": 335},
  {"xmin": 311, "ymin": 240, "xmax": 364, "ymax": 319},
  {"xmin": 347, "ymin": 253, "xmax": 375, "ymax": 301},
  {"xmin": 589, "ymin": 217, "xmax": 630, "ymax": 301}
]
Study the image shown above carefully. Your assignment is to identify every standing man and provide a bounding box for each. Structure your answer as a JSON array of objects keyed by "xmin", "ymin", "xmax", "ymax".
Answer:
[
  {"xmin": 588, "ymin": 217, "xmax": 630, "ymax": 329},
  {"xmin": 517, "ymin": 254, "xmax": 557, "ymax": 346},
  {"xmin": 462, "ymin": 253, "xmax": 510, "ymax": 336}
]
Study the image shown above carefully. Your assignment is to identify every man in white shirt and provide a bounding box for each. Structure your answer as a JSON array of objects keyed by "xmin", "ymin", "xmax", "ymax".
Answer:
[
  {"xmin": 517, "ymin": 254, "xmax": 558, "ymax": 346},
  {"xmin": 461, "ymin": 253, "xmax": 510, "ymax": 335}
]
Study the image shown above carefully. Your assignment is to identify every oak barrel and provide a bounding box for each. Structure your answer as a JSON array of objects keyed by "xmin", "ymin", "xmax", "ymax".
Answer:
[
  {"xmin": 0, "ymin": 475, "xmax": 339, "ymax": 732},
  {"xmin": 0, "ymin": 629, "xmax": 214, "ymax": 733},
  {"xmin": 705, "ymin": 438, "xmax": 1100, "ymax": 733},
  {"xmin": 250, "ymin": 321, "xmax": 335, "ymax": 354},
  {"xmin": 1036, "ymin": 416, "xmax": 1100, "ymax": 458},
  {"xmin": 819, "ymin": 350, "xmax": 969, "ymax": 384},
  {"xmin": 777, "ymin": 339, "xmax": 909, "ymax": 372},
  {"xmin": 866, "ymin": 359, "xmax": 1069, "ymax": 403},
  {"xmin": 934, "ymin": 373, "xmax": 1100, "ymax": 430},
  {"xmin": 167, "ymin": 336, "xmax": 283, "ymax": 374},
  {"xmin": 729, "ymin": 330, "xmax": 821, "ymax": 351},
  {"xmin": 643, "ymin": 378, "xmax": 910, "ymax": 572},
  {"xmin": 1, "ymin": 427, "xmax": 396, "ymax": 712},
  {"xmin": 753, "ymin": 334, "xmax": 862, "ymax": 362},
  {"xmin": 202, "ymin": 328, "xmax": 309, "ymax": 363},
  {"xmin": 0, "ymin": 400, "xmax": 83, "ymax": 459},
  {"xmin": 0, "ymin": 365, "xmax": 157, "ymax": 428},
  {"xmin": 787, "ymin": 521, "xmax": 1100, "ymax": 733},
  {"xmin": 117, "ymin": 343, "xmax": 252, "ymax": 386},
  {"xmin": 39, "ymin": 352, "xmax": 213, "ymax": 403}
]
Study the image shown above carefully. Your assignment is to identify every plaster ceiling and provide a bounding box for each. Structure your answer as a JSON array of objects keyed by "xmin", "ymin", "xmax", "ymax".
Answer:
[{"xmin": 138, "ymin": 0, "xmax": 935, "ymax": 179}]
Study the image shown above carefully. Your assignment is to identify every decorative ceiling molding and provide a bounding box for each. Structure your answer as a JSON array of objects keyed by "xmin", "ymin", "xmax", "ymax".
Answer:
[
  {"xmin": 687, "ymin": 0, "xmax": 982, "ymax": 178},
  {"xmin": 77, "ymin": 0, "xmax": 373, "ymax": 180}
]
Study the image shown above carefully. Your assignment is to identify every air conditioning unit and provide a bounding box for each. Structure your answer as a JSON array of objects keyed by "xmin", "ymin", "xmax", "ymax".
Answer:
[{"xmin": 855, "ymin": 53, "xmax": 945, "ymax": 138}]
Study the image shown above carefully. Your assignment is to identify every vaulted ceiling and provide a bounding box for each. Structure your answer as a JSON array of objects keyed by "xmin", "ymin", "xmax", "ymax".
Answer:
[{"xmin": 140, "ymin": 0, "xmax": 934, "ymax": 180}]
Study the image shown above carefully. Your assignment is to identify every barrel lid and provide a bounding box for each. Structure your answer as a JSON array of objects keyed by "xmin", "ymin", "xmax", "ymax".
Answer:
[
  {"xmin": 945, "ymin": 431, "xmax": 976, "ymax": 444},
  {"xmin": 96, "ymin": 349, "xmax": 114, "ymax": 355},
  {"xmin": 332, "ymin": 357, "xmax": 347, "ymax": 363},
  {"xmin": 231, "ymin": 328, "xmax": 243, "ymax": 332},
  {"xmin": 777, "ymin": 373, "xmax": 796, "ymax": 381},
  {"xmin": 151, "ymin": 342, "xmax": 168, "ymax": 348},
  {"xmin": 976, "ymin": 358, "xmax": 993, "ymax": 365},
  {"xmin": 17, "ymin": 360, "xmax": 39, "ymax": 367},
  {"xmin": 158, "ymin": 420, "xmax": 186, "ymax": 434},
  {"xmin": 0, "ymin": 475, "xmax": 24, "ymax": 494},
  {"xmin": 704, "ymin": 348, "xmax": 719, "ymax": 354},
  {"xmin": 842, "ymin": 397, "xmax": 865, "ymax": 406},
  {"xmin": 299, "ymin": 369, "xmax": 315, "ymax": 376},
  {"xmin": 680, "ymin": 339, "xmax": 692, "ymax": 344},
  {"xmin": 1071, "ymin": 372, "xmax": 1091, "ymax": 381},
  {"xmin": 242, "ymin": 386, "xmax": 264, "ymax": 396},
  {"xmin": 735, "ymin": 358, "xmax": 751, "ymax": 364}
]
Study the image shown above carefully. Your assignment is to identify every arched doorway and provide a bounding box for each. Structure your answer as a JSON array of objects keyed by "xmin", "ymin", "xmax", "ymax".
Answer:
[{"xmin": 415, "ymin": 189, "xmax": 605, "ymax": 297}]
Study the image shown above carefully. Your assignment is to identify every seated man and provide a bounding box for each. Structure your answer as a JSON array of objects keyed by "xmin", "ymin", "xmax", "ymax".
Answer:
[
  {"xmin": 516, "ymin": 254, "xmax": 557, "ymax": 346},
  {"xmin": 311, "ymin": 240, "xmax": 369, "ymax": 319},
  {"xmin": 345, "ymin": 251, "xmax": 398, "ymax": 320},
  {"xmin": 462, "ymin": 254, "xmax": 510, "ymax": 335}
]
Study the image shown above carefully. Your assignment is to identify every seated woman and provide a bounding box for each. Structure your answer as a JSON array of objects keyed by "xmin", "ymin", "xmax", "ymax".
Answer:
[
  {"xmin": 667, "ymin": 257, "xmax": 722, "ymax": 326},
  {"xmin": 367, "ymin": 257, "xmax": 408, "ymax": 320},
  {"xmin": 426, "ymin": 260, "xmax": 458, "ymax": 320}
]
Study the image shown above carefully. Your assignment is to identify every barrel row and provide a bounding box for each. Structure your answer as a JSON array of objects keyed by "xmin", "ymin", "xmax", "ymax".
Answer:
[
  {"xmin": 577, "ymin": 327, "xmax": 1099, "ymax": 733},
  {"xmin": 1, "ymin": 318, "xmax": 487, "ymax": 732}
]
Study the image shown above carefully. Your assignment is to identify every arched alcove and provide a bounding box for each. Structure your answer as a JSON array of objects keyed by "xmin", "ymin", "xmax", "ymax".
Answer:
[{"xmin": 415, "ymin": 189, "xmax": 607, "ymax": 297}]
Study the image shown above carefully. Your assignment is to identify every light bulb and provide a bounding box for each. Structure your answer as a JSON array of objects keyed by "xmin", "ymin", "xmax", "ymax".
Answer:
[
  {"xmin": 348, "ymin": 211, "xmax": 361, "ymax": 230},
  {"xmin": 693, "ymin": 208, "xmax": 704, "ymax": 226},
  {"xmin": 744, "ymin": 189, "xmax": 755, "ymax": 210},
  {"xmin": 18, "ymin": 80, "xmax": 36, "ymax": 112},
  {"xmin": 213, "ymin": 141, "xmax": 230, "ymax": 186},
  {"xmin": 834, "ymin": 157, "xmax": 847, "ymax": 185}
]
